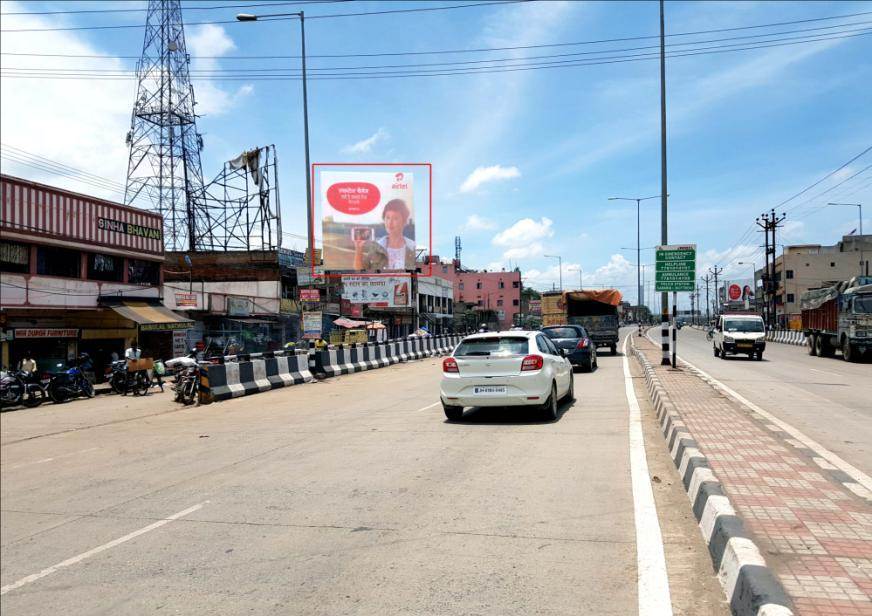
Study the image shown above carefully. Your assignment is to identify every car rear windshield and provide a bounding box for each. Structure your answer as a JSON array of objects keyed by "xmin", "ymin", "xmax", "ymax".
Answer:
[
  {"xmin": 543, "ymin": 327, "xmax": 580, "ymax": 339},
  {"xmin": 724, "ymin": 319, "xmax": 764, "ymax": 333},
  {"xmin": 454, "ymin": 337, "xmax": 529, "ymax": 357}
]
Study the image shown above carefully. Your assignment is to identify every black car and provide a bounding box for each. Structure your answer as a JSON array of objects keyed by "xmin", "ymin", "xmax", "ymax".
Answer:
[{"xmin": 542, "ymin": 325, "xmax": 597, "ymax": 372}]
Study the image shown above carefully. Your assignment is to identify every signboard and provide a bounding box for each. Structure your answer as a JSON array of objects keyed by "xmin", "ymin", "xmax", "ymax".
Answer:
[
  {"xmin": 655, "ymin": 244, "xmax": 696, "ymax": 292},
  {"xmin": 227, "ymin": 297, "xmax": 252, "ymax": 317},
  {"xmin": 324, "ymin": 302, "xmax": 341, "ymax": 315},
  {"xmin": 297, "ymin": 267, "xmax": 325, "ymax": 287},
  {"xmin": 728, "ymin": 284, "xmax": 741, "ymax": 301},
  {"xmin": 139, "ymin": 321, "xmax": 191, "ymax": 332},
  {"xmin": 300, "ymin": 289, "xmax": 320, "ymax": 302},
  {"xmin": 341, "ymin": 299, "xmax": 363, "ymax": 318},
  {"xmin": 342, "ymin": 275, "xmax": 411, "ymax": 307},
  {"xmin": 320, "ymin": 171, "xmax": 415, "ymax": 271},
  {"xmin": 14, "ymin": 328, "xmax": 79, "ymax": 338},
  {"xmin": 175, "ymin": 292, "xmax": 197, "ymax": 308},
  {"xmin": 302, "ymin": 311, "xmax": 322, "ymax": 339},
  {"xmin": 97, "ymin": 217, "xmax": 162, "ymax": 242},
  {"xmin": 529, "ymin": 299, "xmax": 542, "ymax": 316},
  {"xmin": 172, "ymin": 330, "xmax": 188, "ymax": 357}
]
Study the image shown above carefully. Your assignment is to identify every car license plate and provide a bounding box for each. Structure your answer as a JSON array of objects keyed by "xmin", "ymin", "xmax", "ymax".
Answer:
[
  {"xmin": 737, "ymin": 342, "xmax": 752, "ymax": 348},
  {"xmin": 474, "ymin": 386, "xmax": 506, "ymax": 395}
]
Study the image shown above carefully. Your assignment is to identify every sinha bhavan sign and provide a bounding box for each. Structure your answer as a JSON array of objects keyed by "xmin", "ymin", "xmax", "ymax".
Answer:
[{"xmin": 98, "ymin": 217, "xmax": 163, "ymax": 241}]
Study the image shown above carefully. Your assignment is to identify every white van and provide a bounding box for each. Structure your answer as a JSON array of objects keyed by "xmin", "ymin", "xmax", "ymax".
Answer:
[{"xmin": 713, "ymin": 314, "xmax": 766, "ymax": 360}]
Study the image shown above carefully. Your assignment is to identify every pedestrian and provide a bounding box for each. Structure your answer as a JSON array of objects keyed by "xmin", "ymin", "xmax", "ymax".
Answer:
[
  {"xmin": 124, "ymin": 342, "xmax": 141, "ymax": 360},
  {"xmin": 18, "ymin": 350, "xmax": 37, "ymax": 374},
  {"xmin": 152, "ymin": 358, "xmax": 165, "ymax": 392}
]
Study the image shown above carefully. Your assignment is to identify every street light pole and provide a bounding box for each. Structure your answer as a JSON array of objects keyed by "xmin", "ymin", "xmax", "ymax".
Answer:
[
  {"xmin": 545, "ymin": 254, "xmax": 562, "ymax": 291},
  {"xmin": 610, "ymin": 195, "xmax": 661, "ymax": 314},
  {"xmin": 827, "ymin": 202, "xmax": 864, "ymax": 276},
  {"xmin": 237, "ymin": 11, "xmax": 313, "ymax": 263},
  {"xmin": 659, "ymin": 0, "xmax": 670, "ymax": 366}
]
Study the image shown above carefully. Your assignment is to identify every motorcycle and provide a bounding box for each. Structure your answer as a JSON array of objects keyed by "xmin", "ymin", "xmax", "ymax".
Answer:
[
  {"xmin": 166, "ymin": 351, "xmax": 200, "ymax": 405},
  {"xmin": 108, "ymin": 359, "xmax": 149, "ymax": 396},
  {"xmin": 47, "ymin": 357, "xmax": 95, "ymax": 403},
  {"xmin": 1, "ymin": 370, "xmax": 47, "ymax": 408}
]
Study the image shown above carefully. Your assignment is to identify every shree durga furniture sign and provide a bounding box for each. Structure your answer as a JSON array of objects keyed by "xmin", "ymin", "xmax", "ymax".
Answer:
[{"xmin": 14, "ymin": 328, "xmax": 79, "ymax": 339}]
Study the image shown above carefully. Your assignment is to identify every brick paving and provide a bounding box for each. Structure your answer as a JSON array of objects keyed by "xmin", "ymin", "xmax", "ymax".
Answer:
[{"xmin": 636, "ymin": 337, "xmax": 872, "ymax": 615}]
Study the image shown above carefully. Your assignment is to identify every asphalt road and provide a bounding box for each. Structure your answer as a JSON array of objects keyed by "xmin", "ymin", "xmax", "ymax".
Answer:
[
  {"xmin": 673, "ymin": 326, "xmax": 872, "ymax": 475},
  {"xmin": 1, "ymin": 330, "xmax": 727, "ymax": 615}
]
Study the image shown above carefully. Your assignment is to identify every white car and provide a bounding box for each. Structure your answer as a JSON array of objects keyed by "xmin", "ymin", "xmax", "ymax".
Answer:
[
  {"xmin": 713, "ymin": 313, "xmax": 767, "ymax": 360},
  {"xmin": 440, "ymin": 331, "xmax": 574, "ymax": 421}
]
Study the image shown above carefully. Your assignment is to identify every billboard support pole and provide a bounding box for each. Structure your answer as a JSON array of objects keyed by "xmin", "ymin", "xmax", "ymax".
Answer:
[
  {"xmin": 659, "ymin": 0, "xmax": 670, "ymax": 366},
  {"xmin": 672, "ymin": 291, "xmax": 677, "ymax": 368}
]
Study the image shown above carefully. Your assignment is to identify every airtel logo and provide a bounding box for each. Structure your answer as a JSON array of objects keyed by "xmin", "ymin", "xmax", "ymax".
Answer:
[
  {"xmin": 395, "ymin": 172, "xmax": 404, "ymax": 182},
  {"xmin": 392, "ymin": 172, "xmax": 409, "ymax": 189}
]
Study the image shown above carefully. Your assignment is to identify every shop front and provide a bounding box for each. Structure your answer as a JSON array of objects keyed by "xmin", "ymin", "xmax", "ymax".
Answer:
[{"xmin": 100, "ymin": 298, "xmax": 194, "ymax": 362}]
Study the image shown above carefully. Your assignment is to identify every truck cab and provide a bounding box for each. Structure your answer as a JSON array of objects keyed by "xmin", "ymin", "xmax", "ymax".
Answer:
[{"xmin": 713, "ymin": 314, "xmax": 766, "ymax": 360}]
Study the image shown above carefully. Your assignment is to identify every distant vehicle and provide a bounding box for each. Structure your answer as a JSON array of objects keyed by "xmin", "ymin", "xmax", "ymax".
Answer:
[
  {"xmin": 713, "ymin": 314, "xmax": 766, "ymax": 360},
  {"xmin": 802, "ymin": 276, "xmax": 872, "ymax": 362},
  {"xmin": 440, "ymin": 331, "xmax": 573, "ymax": 421},
  {"xmin": 541, "ymin": 325, "xmax": 598, "ymax": 372},
  {"xmin": 541, "ymin": 289, "xmax": 622, "ymax": 355}
]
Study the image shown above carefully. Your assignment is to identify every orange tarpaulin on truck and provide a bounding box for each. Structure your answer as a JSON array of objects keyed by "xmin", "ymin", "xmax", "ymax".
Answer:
[{"xmin": 556, "ymin": 289, "xmax": 623, "ymax": 308}]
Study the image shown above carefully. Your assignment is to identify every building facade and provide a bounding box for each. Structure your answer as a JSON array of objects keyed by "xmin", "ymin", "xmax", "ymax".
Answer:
[
  {"xmin": 0, "ymin": 174, "xmax": 190, "ymax": 378},
  {"xmin": 430, "ymin": 258, "xmax": 522, "ymax": 331},
  {"xmin": 755, "ymin": 234, "xmax": 872, "ymax": 328}
]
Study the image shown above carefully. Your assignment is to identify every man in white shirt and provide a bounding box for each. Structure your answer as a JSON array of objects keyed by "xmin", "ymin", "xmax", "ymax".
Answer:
[
  {"xmin": 18, "ymin": 351, "xmax": 37, "ymax": 374},
  {"xmin": 124, "ymin": 343, "xmax": 141, "ymax": 360}
]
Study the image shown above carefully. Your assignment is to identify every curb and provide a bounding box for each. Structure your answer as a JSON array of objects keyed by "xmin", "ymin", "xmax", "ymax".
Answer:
[{"xmin": 629, "ymin": 335, "xmax": 794, "ymax": 616}]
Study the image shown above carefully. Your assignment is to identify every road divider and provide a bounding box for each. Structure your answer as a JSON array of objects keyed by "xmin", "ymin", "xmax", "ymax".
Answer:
[
  {"xmin": 765, "ymin": 329, "xmax": 806, "ymax": 346},
  {"xmin": 200, "ymin": 335, "xmax": 462, "ymax": 404}
]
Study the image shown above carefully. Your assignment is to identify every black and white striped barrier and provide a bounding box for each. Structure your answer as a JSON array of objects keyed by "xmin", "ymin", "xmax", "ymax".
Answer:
[
  {"xmin": 200, "ymin": 351, "xmax": 313, "ymax": 403},
  {"xmin": 630, "ymin": 337, "xmax": 793, "ymax": 616},
  {"xmin": 765, "ymin": 330, "xmax": 807, "ymax": 346}
]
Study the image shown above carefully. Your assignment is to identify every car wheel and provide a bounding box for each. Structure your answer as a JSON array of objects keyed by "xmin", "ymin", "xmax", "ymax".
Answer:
[
  {"xmin": 543, "ymin": 383, "xmax": 558, "ymax": 421},
  {"xmin": 564, "ymin": 373, "xmax": 574, "ymax": 402},
  {"xmin": 808, "ymin": 335, "xmax": 818, "ymax": 356},
  {"xmin": 442, "ymin": 404, "xmax": 463, "ymax": 421},
  {"xmin": 756, "ymin": 351, "xmax": 763, "ymax": 361},
  {"xmin": 843, "ymin": 338, "xmax": 856, "ymax": 362},
  {"xmin": 610, "ymin": 344, "xmax": 617, "ymax": 356},
  {"xmin": 713, "ymin": 345, "xmax": 720, "ymax": 357}
]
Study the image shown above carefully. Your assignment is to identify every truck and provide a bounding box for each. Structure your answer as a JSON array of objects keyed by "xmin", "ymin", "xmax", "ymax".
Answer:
[
  {"xmin": 542, "ymin": 289, "xmax": 622, "ymax": 355},
  {"xmin": 801, "ymin": 276, "xmax": 872, "ymax": 362}
]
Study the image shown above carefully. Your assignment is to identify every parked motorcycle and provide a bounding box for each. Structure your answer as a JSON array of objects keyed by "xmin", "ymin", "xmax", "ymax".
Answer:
[
  {"xmin": 108, "ymin": 359, "xmax": 149, "ymax": 396},
  {"xmin": 1, "ymin": 369, "xmax": 47, "ymax": 408},
  {"xmin": 166, "ymin": 351, "xmax": 200, "ymax": 405},
  {"xmin": 47, "ymin": 356, "xmax": 95, "ymax": 403}
]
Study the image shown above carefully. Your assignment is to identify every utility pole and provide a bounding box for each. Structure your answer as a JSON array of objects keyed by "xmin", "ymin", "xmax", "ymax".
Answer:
[
  {"xmin": 756, "ymin": 210, "xmax": 786, "ymax": 328},
  {"xmin": 701, "ymin": 274, "xmax": 711, "ymax": 323},
  {"xmin": 695, "ymin": 283, "xmax": 701, "ymax": 325},
  {"xmin": 659, "ymin": 0, "xmax": 670, "ymax": 366},
  {"xmin": 709, "ymin": 266, "xmax": 723, "ymax": 316}
]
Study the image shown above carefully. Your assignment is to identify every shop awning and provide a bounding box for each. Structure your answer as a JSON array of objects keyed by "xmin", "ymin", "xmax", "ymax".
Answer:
[
  {"xmin": 333, "ymin": 317, "xmax": 368, "ymax": 329},
  {"xmin": 106, "ymin": 300, "xmax": 194, "ymax": 331}
]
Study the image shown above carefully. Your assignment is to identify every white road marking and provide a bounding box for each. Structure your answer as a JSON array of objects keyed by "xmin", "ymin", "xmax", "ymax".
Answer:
[
  {"xmin": 622, "ymin": 335, "xmax": 674, "ymax": 616},
  {"xmin": 0, "ymin": 501, "xmax": 208, "ymax": 596},
  {"xmin": 809, "ymin": 368, "xmax": 841, "ymax": 378},
  {"xmin": 416, "ymin": 402, "xmax": 441, "ymax": 412},
  {"xmin": 4, "ymin": 447, "xmax": 99, "ymax": 470}
]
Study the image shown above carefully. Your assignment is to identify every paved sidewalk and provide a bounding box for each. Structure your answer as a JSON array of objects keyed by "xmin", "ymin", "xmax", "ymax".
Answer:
[{"xmin": 635, "ymin": 336, "xmax": 872, "ymax": 616}]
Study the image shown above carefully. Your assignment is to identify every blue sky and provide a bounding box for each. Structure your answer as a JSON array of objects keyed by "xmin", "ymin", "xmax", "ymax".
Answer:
[{"xmin": 1, "ymin": 0, "xmax": 870, "ymax": 308}]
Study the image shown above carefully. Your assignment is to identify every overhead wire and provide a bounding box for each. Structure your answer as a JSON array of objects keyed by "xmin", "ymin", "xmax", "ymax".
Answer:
[{"xmin": 0, "ymin": 1, "xmax": 350, "ymax": 16}]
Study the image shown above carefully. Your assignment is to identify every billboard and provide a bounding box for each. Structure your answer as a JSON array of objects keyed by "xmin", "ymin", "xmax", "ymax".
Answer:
[
  {"xmin": 342, "ymin": 275, "xmax": 411, "ymax": 307},
  {"xmin": 320, "ymin": 171, "xmax": 415, "ymax": 271},
  {"xmin": 302, "ymin": 311, "xmax": 322, "ymax": 339}
]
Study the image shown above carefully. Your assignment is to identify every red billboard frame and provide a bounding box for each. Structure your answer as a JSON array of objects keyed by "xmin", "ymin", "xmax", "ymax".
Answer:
[{"xmin": 310, "ymin": 162, "xmax": 433, "ymax": 279}]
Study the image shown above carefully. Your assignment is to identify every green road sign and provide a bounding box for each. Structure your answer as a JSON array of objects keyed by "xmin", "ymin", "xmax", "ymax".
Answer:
[{"xmin": 656, "ymin": 244, "xmax": 696, "ymax": 292}]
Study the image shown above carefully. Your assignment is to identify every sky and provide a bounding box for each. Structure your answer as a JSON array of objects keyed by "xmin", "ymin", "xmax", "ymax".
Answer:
[{"xmin": 1, "ymin": 0, "xmax": 871, "ymax": 310}]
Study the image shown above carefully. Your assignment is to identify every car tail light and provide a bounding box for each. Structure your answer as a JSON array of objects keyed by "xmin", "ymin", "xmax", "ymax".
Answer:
[
  {"xmin": 443, "ymin": 357, "xmax": 459, "ymax": 373},
  {"xmin": 521, "ymin": 355, "xmax": 544, "ymax": 371},
  {"xmin": 576, "ymin": 338, "xmax": 589, "ymax": 349}
]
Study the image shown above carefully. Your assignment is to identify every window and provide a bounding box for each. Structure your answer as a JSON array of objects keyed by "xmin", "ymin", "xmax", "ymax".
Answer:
[
  {"xmin": 512, "ymin": 299, "xmax": 519, "ymax": 306},
  {"xmin": 786, "ymin": 270, "xmax": 794, "ymax": 279},
  {"xmin": 459, "ymin": 282, "xmax": 464, "ymax": 290},
  {"xmin": 87, "ymin": 253, "xmax": 123, "ymax": 282},
  {"xmin": 442, "ymin": 265, "xmax": 447, "ymax": 273},
  {"xmin": 831, "ymin": 262, "xmax": 836, "ymax": 267},
  {"xmin": 499, "ymin": 280, "xmax": 505, "ymax": 289},
  {"xmin": 543, "ymin": 327, "xmax": 581, "ymax": 339},
  {"xmin": 787, "ymin": 293, "xmax": 795, "ymax": 303},
  {"xmin": 477, "ymin": 299, "xmax": 483, "ymax": 306},
  {"xmin": 36, "ymin": 245, "xmax": 80, "ymax": 278},
  {"xmin": 536, "ymin": 334, "xmax": 559, "ymax": 356},
  {"xmin": 512, "ymin": 281, "xmax": 520, "ymax": 288},
  {"xmin": 476, "ymin": 281, "xmax": 482, "ymax": 289},
  {"xmin": 128, "ymin": 259, "xmax": 160, "ymax": 285},
  {"xmin": 497, "ymin": 299, "xmax": 504, "ymax": 306},
  {"xmin": 455, "ymin": 336, "xmax": 528, "ymax": 357},
  {"xmin": 0, "ymin": 240, "xmax": 30, "ymax": 274}
]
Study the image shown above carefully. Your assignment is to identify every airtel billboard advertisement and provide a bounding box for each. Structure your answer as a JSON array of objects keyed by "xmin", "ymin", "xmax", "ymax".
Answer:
[{"xmin": 321, "ymin": 171, "xmax": 415, "ymax": 271}]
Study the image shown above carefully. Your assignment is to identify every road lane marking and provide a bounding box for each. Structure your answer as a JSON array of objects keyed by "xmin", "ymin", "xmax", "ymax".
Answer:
[
  {"xmin": 809, "ymin": 368, "xmax": 841, "ymax": 378},
  {"xmin": 0, "ymin": 501, "xmax": 208, "ymax": 596},
  {"xmin": 622, "ymin": 335, "xmax": 674, "ymax": 616},
  {"xmin": 4, "ymin": 447, "xmax": 99, "ymax": 470},
  {"xmin": 416, "ymin": 402, "xmax": 441, "ymax": 412}
]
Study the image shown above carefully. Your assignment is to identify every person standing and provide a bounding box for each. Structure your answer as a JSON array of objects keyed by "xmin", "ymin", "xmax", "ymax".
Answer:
[
  {"xmin": 18, "ymin": 351, "xmax": 37, "ymax": 374},
  {"xmin": 124, "ymin": 342, "xmax": 141, "ymax": 360}
]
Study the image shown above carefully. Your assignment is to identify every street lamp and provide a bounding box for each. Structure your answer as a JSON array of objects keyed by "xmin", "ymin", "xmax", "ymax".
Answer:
[
  {"xmin": 544, "ymin": 254, "xmax": 562, "ymax": 291},
  {"xmin": 827, "ymin": 202, "xmax": 865, "ymax": 275},
  {"xmin": 568, "ymin": 266, "xmax": 582, "ymax": 290},
  {"xmin": 237, "ymin": 11, "xmax": 313, "ymax": 265},
  {"xmin": 609, "ymin": 195, "xmax": 663, "ymax": 313}
]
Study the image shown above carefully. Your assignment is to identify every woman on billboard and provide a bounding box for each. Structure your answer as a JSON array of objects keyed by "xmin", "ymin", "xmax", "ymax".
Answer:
[{"xmin": 353, "ymin": 199, "xmax": 415, "ymax": 271}]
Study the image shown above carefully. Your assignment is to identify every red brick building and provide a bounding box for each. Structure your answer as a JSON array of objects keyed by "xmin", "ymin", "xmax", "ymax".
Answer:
[{"xmin": 428, "ymin": 258, "xmax": 521, "ymax": 330}]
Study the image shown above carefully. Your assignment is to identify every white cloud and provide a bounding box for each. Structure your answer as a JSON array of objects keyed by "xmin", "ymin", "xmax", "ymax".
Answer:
[
  {"xmin": 342, "ymin": 128, "xmax": 389, "ymax": 155},
  {"xmin": 461, "ymin": 214, "xmax": 497, "ymax": 232},
  {"xmin": 522, "ymin": 261, "xmax": 581, "ymax": 291},
  {"xmin": 503, "ymin": 242, "xmax": 544, "ymax": 260},
  {"xmin": 459, "ymin": 164, "xmax": 521, "ymax": 193},
  {"xmin": 187, "ymin": 24, "xmax": 252, "ymax": 116},
  {"xmin": 492, "ymin": 217, "xmax": 553, "ymax": 247}
]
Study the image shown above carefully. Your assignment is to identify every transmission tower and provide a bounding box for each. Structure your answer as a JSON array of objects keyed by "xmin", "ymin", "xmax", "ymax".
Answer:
[{"xmin": 124, "ymin": 0, "xmax": 208, "ymax": 252}]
